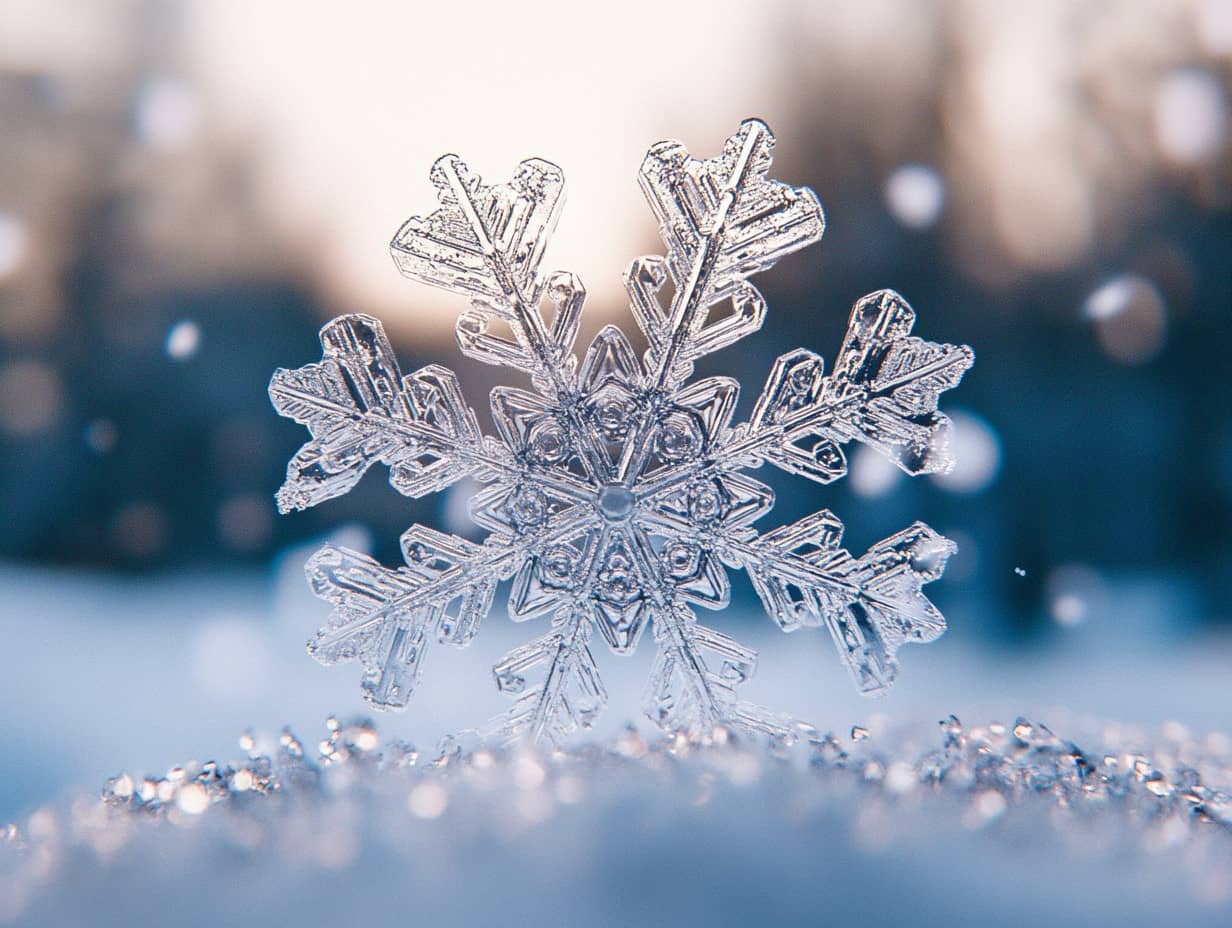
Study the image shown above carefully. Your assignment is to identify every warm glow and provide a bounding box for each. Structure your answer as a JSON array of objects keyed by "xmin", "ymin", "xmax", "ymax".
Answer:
[{"xmin": 187, "ymin": 0, "xmax": 782, "ymax": 341}]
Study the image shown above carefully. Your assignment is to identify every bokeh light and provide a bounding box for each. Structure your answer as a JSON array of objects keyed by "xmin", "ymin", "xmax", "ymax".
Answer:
[
  {"xmin": 0, "ymin": 360, "xmax": 62, "ymax": 437},
  {"xmin": 165, "ymin": 320, "xmax": 202, "ymax": 361},
  {"xmin": 83, "ymin": 418, "xmax": 118, "ymax": 454},
  {"xmin": 884, "ymin": 164, "xmax": 945, "ymax": 230},
  {"xmin": 848, "ymin": 444, "xmax": 902, "ymax": 499},
  {"xmin": 1045, "ymin": 563, "xmax": 1107, "ymax": 629},
  {"xmin": 109, "ymin": 501, "xmax": 168, "ymax": 560},
  {"xmin": 1083, "ymin": 275, "xmax": 1168, "ymax": 365},
  {"xmin": 1154, "ymin": 68, "xmax": 1228, "ymax": 166},
  {"xmin": 0, "ymin": 212, "xmax": 27, "ymax": 280},
  {"xmin": 217, "ymin": 493, "xmax": 274, "ymax": 552},
  {"xmin": 134, "ymin": 78, "xmax": 201, "ymax": 152},
  {"xmin": 931, "ymin": 411, "xmax": 1001, "ymax": 495}
]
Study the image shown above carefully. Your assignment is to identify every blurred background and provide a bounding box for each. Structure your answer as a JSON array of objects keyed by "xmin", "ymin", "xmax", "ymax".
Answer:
[{"xmin": 0, "ymin": 0, "xmax": 1229, "ymax": 821}]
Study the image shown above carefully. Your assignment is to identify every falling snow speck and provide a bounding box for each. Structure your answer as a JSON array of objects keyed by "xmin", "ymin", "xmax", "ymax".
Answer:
[
  {"xmin": 270, "ymin": 121, "xmax": 974, "ymax": 745},
  {"xmin": 1014, "ymin": 567, "xmax": 1027, "ymax": 577}
]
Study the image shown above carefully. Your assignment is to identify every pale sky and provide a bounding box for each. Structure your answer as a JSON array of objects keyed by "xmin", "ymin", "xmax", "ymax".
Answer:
[{"xmin": 186, "ymin": 0, "xmax": 791, "ymax": 338}]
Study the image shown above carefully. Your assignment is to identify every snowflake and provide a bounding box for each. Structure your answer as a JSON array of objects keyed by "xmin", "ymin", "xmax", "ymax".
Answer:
[{"xmin": 270, "ymin": 120, "xmax": 973, "ymax": 745}]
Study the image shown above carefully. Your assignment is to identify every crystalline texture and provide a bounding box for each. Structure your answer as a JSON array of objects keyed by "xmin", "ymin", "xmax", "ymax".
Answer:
[{"xmin": 271, "ymin": 120, "xmax": 974, "ymax": 745}]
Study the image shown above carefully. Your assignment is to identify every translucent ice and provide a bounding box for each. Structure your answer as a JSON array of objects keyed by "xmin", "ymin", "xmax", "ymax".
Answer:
[{"xmin": 271, "ymin": 120, "xmax": 973, "ymax": 744}]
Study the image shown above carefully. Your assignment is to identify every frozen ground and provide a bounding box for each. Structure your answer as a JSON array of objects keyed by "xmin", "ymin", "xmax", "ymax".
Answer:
[{"xmin": 3, "ymin": 710, "xmax": 1231, "ymax": 927}]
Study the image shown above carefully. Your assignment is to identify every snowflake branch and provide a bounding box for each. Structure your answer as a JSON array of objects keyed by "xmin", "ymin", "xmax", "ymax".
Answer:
[
  {"xmin": 304, "ymin": 530, "xmax": 499, "ymax": 710},
  {"xmin": 634, "ymin": 290, "xmax": 973, "ymax": 499},
  {"xmin": 620, "ymin": 120, "xmax": 824, "ymax": 484},
  {"xmin": 390, "ymin": 156, "xmax": 611, "ymax": 481},
  {"xmin": 436, "ymin": 157, "xmax": 565, "ymax": 384},
  {"xmin": 490, "ymin": 604, "xmax": 607, "ymax": 745},
  {"xmin": 270, "ymin": 314, "xmax": 507, "ymax": 512},
  {"xmin": 648, "ymin": 121, "xmax": 765, "ymax": 390},
  {"xmin": 311, "ymin": 508, "xmax": 600, "ymax": 655},
  {"xmin": 635, "ymin": 119, "xmax": 825, "ymax": 389},
  {"xmin": 619, "ymin": 526, "xmax": 727, "ymax": 726},
  {"xmin": 724, "ymin": 518, "xmax": 954, "ymax": 695},
  {"xmin": 620, "ymin": 524, "xmax": 789, "ymax": 739}
]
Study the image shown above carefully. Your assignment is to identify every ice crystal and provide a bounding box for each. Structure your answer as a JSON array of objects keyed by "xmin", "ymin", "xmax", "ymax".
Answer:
[
  {"xmin": 270, "ymin": 120, "xmax": 973, "ymax": 744},
  {"xmin": 8, "ymin": 713, "xmax": 1232, "ymax": 925}
]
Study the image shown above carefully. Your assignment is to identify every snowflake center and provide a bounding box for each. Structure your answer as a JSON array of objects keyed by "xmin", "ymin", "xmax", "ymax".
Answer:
[{"xmin": 597, "ymin": 485, "xmax": 636, "ymax": 522}]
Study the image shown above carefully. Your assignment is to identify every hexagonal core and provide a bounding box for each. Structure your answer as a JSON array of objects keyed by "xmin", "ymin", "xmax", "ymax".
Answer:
[{"xmin": 597, "ymin": 485, "xmax": 636, "ymax": 521}]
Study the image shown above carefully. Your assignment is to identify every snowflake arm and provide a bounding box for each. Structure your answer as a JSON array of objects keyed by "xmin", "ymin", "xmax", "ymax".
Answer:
[
  {"xmin": 625, "ymin": 515, "xmax": 794, "ymax": 743},
  {"xmin": 303, "ymin": 533, "xmax": 492, "ymax": 710},
  {"xmin": 617, "ymin": 119, "xmax": 825, "ymax": 487},
  {"xmin": 643, "ymin": 603, "xmax": 794, "ymax": 743},
  {"xmin": 635, "ymin": 288, "xmax": 973, "ymax": 511},
  {"xmin": 490, "ymin": 604, "xmax": 607, "ymax": 745},
  {"xmin": 306, "ymin": 512, "xmax": 599, "ymax": 710},
  {"xmin": 733, "ymin": 289, "xmax": 975, "ymax": 482},
  {"xmin": 631, "ymin": 117, "xmax": 825, "ymax": 388},
  {"xmin": 728, "ymin": 514, "xmax": 954, "ymax": 694},
  {"xmin": 389, "ymin": 153, "xmax": 617, "ymax": 485},
  {"xmin": 389, "ymin": 155, "xmax": 571, "ymax": 381},
  {"xmin": 269, "ymin": 314, "xmax": 504, "ymax": 512}
]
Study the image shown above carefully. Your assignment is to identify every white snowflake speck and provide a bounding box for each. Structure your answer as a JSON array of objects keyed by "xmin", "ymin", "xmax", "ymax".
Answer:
[{"xmin": 270, "ymin": 120, "xmax": 973, "ymax": 745}]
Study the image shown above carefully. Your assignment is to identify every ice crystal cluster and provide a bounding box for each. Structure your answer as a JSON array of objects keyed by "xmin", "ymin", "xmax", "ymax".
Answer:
[
  {"xmin": 5, "ymin": 715, "xmax": 1232, "ymax": 924},
  {"xmin": 270, "ymin": 120, "xmax": 973, "ymax": 743}
]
